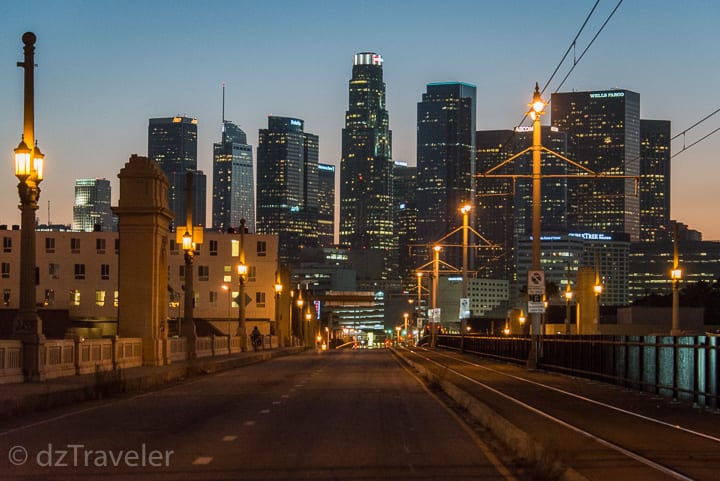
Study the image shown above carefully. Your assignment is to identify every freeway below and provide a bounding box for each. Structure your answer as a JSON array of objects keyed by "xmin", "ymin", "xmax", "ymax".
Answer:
[{"xmin": 0, "ymin": 349, "xmax": 519, "ymax": 481}]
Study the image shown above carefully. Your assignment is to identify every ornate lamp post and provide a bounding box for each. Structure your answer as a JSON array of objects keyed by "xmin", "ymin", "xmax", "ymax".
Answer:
[
  {"xmin": 275, "ymin": 280, "xmax": 283, "ymax": 347},
  {"xmin": 178, "ymin": 172, "xmax": 202, "ymax": 359},
  {"xmin": 236, "ymin": 218, "xmax": 248, "ymax": 350},
  {"xmin": 403, "ymin": 312, "xmax": 409, "ymax": 344},
  {"xmin": 13, "ymin": 32, "xmax": 46, "ymax": 381},
  {"xmin": 564, "ymin": 284, "xmax": 573, "ymax": 335},
  {"xmin": 296, "ymin": 291, "xmax": 304, "ymax": 346},
  {"xmin": 671, "ymin": 224, "xmax": 682, "ymax": 335},
  {"xmin": 431, "ymin": 245, "xmax": 441, "ymax": 347}
]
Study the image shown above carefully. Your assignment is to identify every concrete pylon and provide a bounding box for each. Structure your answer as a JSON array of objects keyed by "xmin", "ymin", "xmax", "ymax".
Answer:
[{"xmin": 114, "ymin": 155, "xmax": 173, "ymax": 365}]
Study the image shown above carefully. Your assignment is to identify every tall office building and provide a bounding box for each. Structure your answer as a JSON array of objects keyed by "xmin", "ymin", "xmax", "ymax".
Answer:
[
  {"xmin": 393, "ymin": 161, "xmax": 418, "ymax": 282},
  {"xmin": 416, "ymin": 82, "xmax": 476, "ymax": 270},
  {"xmin": 639, "ymin": 119, "xmax": 671, "ymax": 242},
  {"xmin": 257, "ymin": 116, "xmax": 318, "ymax": 264},
  {"xmin": 72, "ymin": 178, "xmax": 114, "ymax": 232},
  {"xmin": 148, "ymin": 116, "xmax": 206, "ymax": 228},
  {"xmin": 317, "ymin": 163, "xmax": 335, "ymax": 247},
  {"xmin": 340, "ymin": 52, "xmax": 394, "ymax": 280},
  {"xmin": 212, "ymin": 121, "xmax": 255, "ymax": 232},
  {"xmin": 551, "ymin": 90, "xmax": 640, "ymax": 240}
]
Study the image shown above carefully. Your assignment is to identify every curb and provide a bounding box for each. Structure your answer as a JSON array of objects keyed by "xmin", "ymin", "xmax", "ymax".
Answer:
[{"xmin": 395, "ymin": 350, "xmax": 590, "ymax": 481}]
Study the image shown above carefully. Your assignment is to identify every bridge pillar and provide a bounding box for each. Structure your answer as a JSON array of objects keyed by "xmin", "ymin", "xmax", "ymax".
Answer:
[{"xmin": 114, "ymin": 155, "xmax": 174, "ymax": 365}]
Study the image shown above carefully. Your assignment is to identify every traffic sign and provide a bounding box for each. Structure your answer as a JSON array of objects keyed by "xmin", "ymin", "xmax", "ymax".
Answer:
[{"xmin": 527, "ymin": 270, "xmax": 545, "ymax": 296}]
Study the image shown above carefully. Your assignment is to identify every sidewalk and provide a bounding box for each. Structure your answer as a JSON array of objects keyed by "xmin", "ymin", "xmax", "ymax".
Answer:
[{"xmin": 0, "ymin": 347, "xmax": 303, "ymax": 421}]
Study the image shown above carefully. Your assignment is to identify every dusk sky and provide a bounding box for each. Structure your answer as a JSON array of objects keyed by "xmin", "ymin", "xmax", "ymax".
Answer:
[{"xmin": 1, "ymin": 1, "xmax": 718, "ymax": 239}]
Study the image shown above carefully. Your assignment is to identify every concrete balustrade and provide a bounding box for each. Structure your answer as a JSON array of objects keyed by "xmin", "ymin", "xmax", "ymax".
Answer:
[
  {"xmin": 43, "ymin": 340, "xmax": 76, "ymax": 379},
  {"xmin": 0, "ymin": 340, "xmax": 23, "ymax": 384}
]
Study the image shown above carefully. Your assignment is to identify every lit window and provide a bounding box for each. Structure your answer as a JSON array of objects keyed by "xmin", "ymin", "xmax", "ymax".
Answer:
[
  {"xmin": 70, "ymin": 290, "xmax": 81, "ymax": 306},
  {"xmin": 95, "ymin": 290, "xmax": 106, "ymax": 307}
]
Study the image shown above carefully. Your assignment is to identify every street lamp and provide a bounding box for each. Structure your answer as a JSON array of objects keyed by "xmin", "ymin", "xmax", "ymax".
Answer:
[
  {"xmin": 221, "ymin": 284, "xmax": 232, "ymax": 354},
  {"xmin": 671, "ymin": 224, "xmax": 682, "ymax": 335},
  {"xmin": 528, "ymin": 83, "xmax": 546, "ymax": 369},
  {"xmin": 460, "ymin": 203, "xmax": 472, "ymax": 352},
  {"xmin": 431, "ymin": 245, "xmax": 441, "ymax": 348},
  {"xmin": 564, "ymin": 284, "xmax": 573, "ymax": 335},
  {"xmin": 304, "ymin": 310, "xmax": 312, "ymax": 347},
  {"xmin": 237, "ymin": 262, "xmax": 248, "ymax": 350},
  {"xmin": 416, "ymin": 271, "xmax": 423, "ymax": 329},
  {"xmin": 296, "ymin": 292, "xmax": 304, "ymax": 346},
  {"xmin": 275, "ymin": 281, "xmax": 283, "ymax": 347},
  {"xmin": 593, "ymin": 282, "xmax": 603, "ymax": 326},
  {"xmin": 13, "ymin": 32, "xmax": 46, "ymax": 381},
  {"xmin": 403, "ymin": 312, "xmax": 409, "ymax": 344}
]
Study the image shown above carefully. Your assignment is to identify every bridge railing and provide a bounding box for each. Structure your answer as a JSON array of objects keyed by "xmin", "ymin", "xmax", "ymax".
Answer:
[
  {"xmin": 0, "ymin": 340, "xmax": 23, "ymax": 384},
  {"xmin": 439, "ymin": 334, "xmax": 719, "ymax": 409}
]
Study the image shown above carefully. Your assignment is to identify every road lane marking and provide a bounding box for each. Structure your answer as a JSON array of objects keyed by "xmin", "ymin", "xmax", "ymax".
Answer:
[
  {"xmin": 243, "ymin": 420, "xmax": 255, "ymax": 426},
  {"xmin": 260, "ymin": 409, "xmax": 271, "ymax": 414},
  {"xmin": 193, "ymin": 456, "xmax": 213, "ymax": 465},
  {"xmin": 272, "ymin": 401, "xmax": 281, "ymax": 405},
  {"xmin": 222, "ymin": 435, "xmax": 237, "ymax": 441}
]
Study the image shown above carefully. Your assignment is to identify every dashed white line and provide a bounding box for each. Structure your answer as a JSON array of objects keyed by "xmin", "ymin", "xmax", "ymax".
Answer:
[
  {"xmin": 222, "ymin": 435, "xmax": 237, "ymax": 442},
  {"xmin": 193, "ymin": 456, "xmax": 213, "ymax": 465}
]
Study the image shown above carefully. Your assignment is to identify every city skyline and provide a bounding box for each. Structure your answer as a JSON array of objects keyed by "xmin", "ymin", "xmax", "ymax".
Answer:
[{"xmin": 0, "ymin": 1, "xmax": 718, "ymax": 239}]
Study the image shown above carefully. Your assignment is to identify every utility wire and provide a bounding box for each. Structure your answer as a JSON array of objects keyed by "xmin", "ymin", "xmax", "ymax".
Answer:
[
  {"xmin": 490, "ymin": 0, "xmax": 623, "ymax": 163},
  {"xmin": 671, "ymin": 126, "xmax": 720, "ymax": 159}
]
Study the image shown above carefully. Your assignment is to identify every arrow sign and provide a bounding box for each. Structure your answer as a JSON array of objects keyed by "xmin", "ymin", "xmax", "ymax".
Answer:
[{"xmin": 234, "ymin": 294, "xmax": 253, "ymax": 306}]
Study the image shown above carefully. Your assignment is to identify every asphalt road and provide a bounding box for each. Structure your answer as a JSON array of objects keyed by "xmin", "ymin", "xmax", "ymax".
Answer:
[{"xmin": 0, "ymin": 349, "xmax": 518, "ymax": 481}]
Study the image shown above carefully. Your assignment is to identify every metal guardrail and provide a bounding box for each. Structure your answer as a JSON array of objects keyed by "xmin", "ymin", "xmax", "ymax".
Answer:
[{"xmin": 438, "ymin": 334, "xmax": 719, "ymax": 409}]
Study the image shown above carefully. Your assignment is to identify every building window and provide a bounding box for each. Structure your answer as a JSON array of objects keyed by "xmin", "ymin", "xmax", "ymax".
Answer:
[
  {"xmin": 231, "ymin": 239, "xmax": 239, "ymax": 257},
  {"xmin": 44, "ymin": 289, "xmax": 55, "ymax": 306},
  {"xmin": 224, "ymin": 265, "xmax": 232, "ymax": 283},
  {"xmin": 209, "ymin": 240, "xmax": 218, "ymax": 256},
  {"xmin": 96, "ymin": 238, "xmax": 106, "ymax": 253},
  {"xmin": 257, "ymin": 241, "xmax": 267, "ymax": 257},
  {"xmin": 179, "ymin": 265, "xmax": 185, "ymax": 277},
  {"xmin": 3, "ymin": 237, "xmax": 11, "ymax": 253},
  {"xmin": 114, "ymin": 238, "xmax": 120, "ymax": 254},
  {"xmin": 1, "ymin": 263, "xmax": 9, "ymax": 279},
  {"xmin": 255, "ymin": 291, "xmax": 266, "ymax": 308},
  {"xmin": 45, "ymin": 237, "xmax": 55, "ymax": 253},
  {"xmin": 113, "ymin": 290, "xmax": 119, "ymax": 308},
  {"xmin": 95, "ymin": 290, "xmax": 106, "ymax": 307},
  {"xmin": 198, "ymin": 265, "xmax": 209, "ymax": 281},
  {"xmin": 249, "ymin": 265, "xmax": 257, "ymax": 282},
  {"xmin": 74, "ymin": 264, "xmax": 86, "ymax": 280},
  {"xmin": 70, "ymin": 290, "xmax": 81, "ymax": 306},
  {"xmin": 71, "ymin": 238, "xmax": 81, "ymax": 253},
  {"xmin": 209, "ymin": 291, "xmax": 218, "ymax": 306},
  {"xmin": 170, "ymin": 239, "xmax": 179, "ymax": 254},
  {"xmin": 3, "ymin": 289, "xmax": 10, "ymax": 306},
  {"xmin": 49, "ymin": 263, "xmax": 60, "ymax": 279},
  {"xmin": 101, "ymin": 264, "xmax": 110, "ymax": 280}
]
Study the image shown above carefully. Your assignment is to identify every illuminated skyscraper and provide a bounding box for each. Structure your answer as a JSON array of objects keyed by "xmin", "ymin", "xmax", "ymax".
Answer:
[
  {"xmin": 72, "ymin": 178, "xmax": 114, "ymax": 232},
  {"xmin": 393, "ymin": 161, "xmax": 417, "ymax": 282},
  {"xmin": 639, "ymin": 119, "xmax": 671, "ymax": 242},
  {"xmin": 257, "ymin": 116, "xmax": 318, "ymax": 264},
  {"xmin": 148, "ymin": 116, "xmax": 206, "ymax": 228},
  {"xmin": 416, "ymin": 82, "xmax": 476, "ymax": 270},
  {"xmin": 317, "ymin": 163, "xmax": 335, "ymax": 247},
  {"xmin": 551, "ymin": 90, "xmax": 640, "ymax": 240},
  {"xmin": 212, "ymin": 121, "xmax": 255, "ymax": 232},
  {"xmin": 340, "ymin": 52, "xmax": 394, "ymax": 279}
]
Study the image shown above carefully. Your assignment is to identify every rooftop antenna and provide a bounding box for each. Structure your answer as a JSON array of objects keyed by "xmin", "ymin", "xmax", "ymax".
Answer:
[
  {"xmin": 47, "ymin": 199, "xmax": 50, "ymax": 226},
  {"xmin": 221, "ymin": 81, "xmax": 226, "ymax": 123}
]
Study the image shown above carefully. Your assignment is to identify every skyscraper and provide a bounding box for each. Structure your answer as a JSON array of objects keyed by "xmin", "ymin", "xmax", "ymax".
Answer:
[
  {"xmin": 148, "ymin": 116, "xmax": 207, "ymax": 229},
  {"xmin": 317, "ymin": 163, "xmax": 335, "ymax": 247},
  {"xmin": 551, "ymin": 90, "xmax": 640, "ymax": 240},
  {"xmin": 416, "ymin": 82, "xmax": 476, "ymax": 269},
  {"xmin": 639, "ymin": 119, "xmax": 671, "ymax": 242},
  {"xmin": 393, "ymin": 161, "xmax": 417, "ymax": 282},
  {"xmin": 212, "ymin": 121, "xmax": 255, "ymax": 232},
  {"xmin": 72, "ymin": 178, "xmax": 114, "ymax": 232},
  {"xmin": 257, "ymin": 116, "xmax": 318, "ymax": 264},
  {"xmin": 340, "ymin": 52, "xmax": 394, "ymax": 280}
]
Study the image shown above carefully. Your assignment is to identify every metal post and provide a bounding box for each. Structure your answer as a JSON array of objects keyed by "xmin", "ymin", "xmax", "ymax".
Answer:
[
  {"xmin": 431, "ymin": 246, "xmax": 440, "ymax": 348},
  {"xmin": 527, "ymin": 84, "xmax": 544, "ymax": 369},
  {"xmin": 460, "ymin": 205, "xmax": 470, "ymax": 352},
  {"xmin": 237, "ymin": 219, "xmax": 247, "ymax": 351},
  {"xmin": 671, "ymin": 223, "xmax": 681, "ymax": 335},
  {"xmin": 182, "ymin": 172, "xmax": 197, "ymax": 359},
  {"xmin": 14, "ymin": 32, "xmax": 46, "ymax": 381}
]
